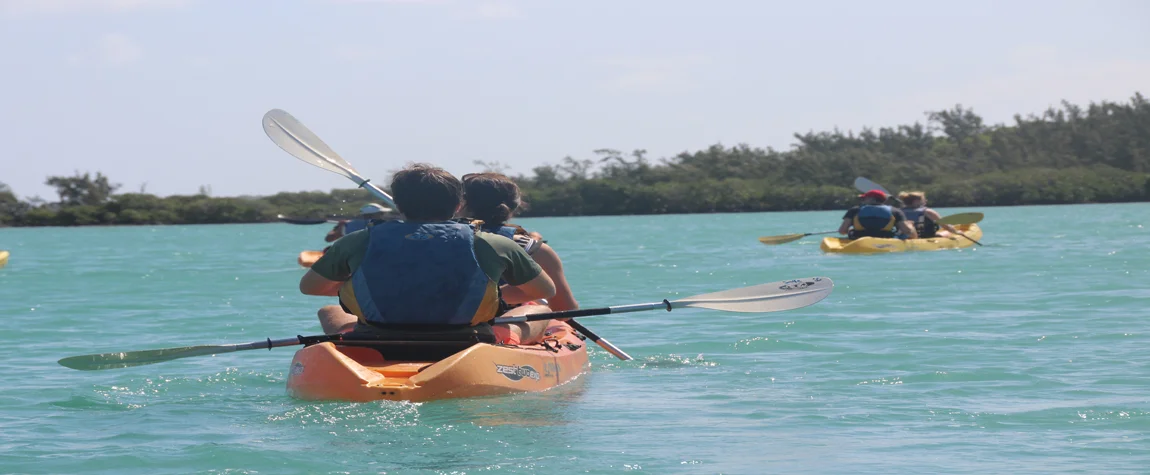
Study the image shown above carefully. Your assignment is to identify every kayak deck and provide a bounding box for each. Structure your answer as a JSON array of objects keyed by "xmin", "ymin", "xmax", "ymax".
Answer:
[
  {"xmin": 286, "ymin": 320, "xmax": 589, "ymax": 402},
  {"xmin": 820, "ymin": 224, "xmax": 982, "ymax": 254}
]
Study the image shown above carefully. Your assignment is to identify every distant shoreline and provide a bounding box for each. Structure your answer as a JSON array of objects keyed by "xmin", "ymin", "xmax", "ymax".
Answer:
[
  {"xmin": 5, "ymin": 94, "xmax": 1147, "ymax": 227},
  {"xmin": 2, "ymin": 199, "xmax": 1147, "ymax": 229}
]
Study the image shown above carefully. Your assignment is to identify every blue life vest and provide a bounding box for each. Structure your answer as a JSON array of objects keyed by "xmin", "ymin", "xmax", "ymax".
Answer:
[
  {"xmin": 340, "ymin": 221, "xmax": 500, "ymax": 326},
  {"xmin": 342, "ymin": 218, "xmax": 370, "ymax": 234},
  {"xmin": 852, "ymin": 205, "xmax": 896, "ymax": 238},
  {"xmin": 902, "ymin": 206, "xmax": 938, "ymax": 238},
  {"xmin": 478, "ymin": 223, "xmax": 516, "ymax": 239}
]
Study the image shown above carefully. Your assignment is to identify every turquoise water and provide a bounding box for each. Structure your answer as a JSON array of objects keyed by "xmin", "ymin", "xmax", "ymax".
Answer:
[{"xmin": 1, "ymin": 203, "xmax": 1148, "ymax": 474}]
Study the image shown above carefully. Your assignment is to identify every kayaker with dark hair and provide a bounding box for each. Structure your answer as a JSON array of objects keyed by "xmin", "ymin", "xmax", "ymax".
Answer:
[
  {"xmin": 459, "ymin": 172, "xmax": 578, "ymax": 312},
  {"xmin": 325, "ymin": 203, "xmax": 394, "ymax": 242},
  {"xmin": 838, "ymin": 189, "xmax": 917, "ymax": 239},
  {"xmin": 897, "ymin": 191, "xmax": 955, "ymax": 239},
  {"xmin": 299, "ymin": 164, "xmax": 558, "ymax": 345}
]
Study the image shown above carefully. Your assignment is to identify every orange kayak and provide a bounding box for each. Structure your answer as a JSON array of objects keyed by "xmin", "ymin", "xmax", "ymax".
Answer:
[
  {"xmin": 286, "ymin": 320, "xmax": 589, "ymax": 402},
  {"xmin": 297, "ymin": 250, "xmax": 323, "ymax": 268}
]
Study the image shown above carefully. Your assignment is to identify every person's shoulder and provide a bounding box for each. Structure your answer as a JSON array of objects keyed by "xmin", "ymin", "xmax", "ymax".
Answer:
[
  {"xmin": 335, "ymin": 229, "xmax": 371, "ymax": 248},
  {"xmin": 475, "ymin": 230, "xmax": 514, "ymax": 244}
]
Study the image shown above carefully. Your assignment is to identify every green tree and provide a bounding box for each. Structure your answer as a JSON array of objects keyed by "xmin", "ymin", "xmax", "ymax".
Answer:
[{"xmin": 45, "ymin": 172, "xmax": 121, "ymax": 206}]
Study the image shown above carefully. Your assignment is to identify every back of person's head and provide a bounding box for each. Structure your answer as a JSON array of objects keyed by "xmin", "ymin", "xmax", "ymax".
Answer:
[
  {"xmin": 899, "ymin": 191, "xmax": 926, "ymax": 207},
  {"xmin": 462, "ymin": 172, "xmax": 524, "ymax": 226},
  {"xmin": 390, "ymin": 164, "xmax": 462, "ymax": 221},
  {"xmin": 858, "ymin": 189, "xmax": 888, "ymax": 205}
]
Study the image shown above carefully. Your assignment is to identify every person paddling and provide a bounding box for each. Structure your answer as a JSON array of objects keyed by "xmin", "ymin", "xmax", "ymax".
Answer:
[
  {"xmin": 897, "ymin": 191, "xmax": 956, "ymax": 238},
  {"xmin": 838, "ymin": 189, "xmax": 917, "ymax": 239},
  {"xmin": 460, "ymin": 172, "xmax": 579, "ymax": 312},
  {"xmin": 324, "ymin": 203, "xmax": 394, "ymax": 242},
  {"xmin": 299, "ymin": 164, "xmax": 558, "ymax": 345}
]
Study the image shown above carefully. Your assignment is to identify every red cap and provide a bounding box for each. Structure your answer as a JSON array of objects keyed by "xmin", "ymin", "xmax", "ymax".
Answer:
[{"xmin": 858, "ymin": 189, "xmax": 888, "ymax": 200}]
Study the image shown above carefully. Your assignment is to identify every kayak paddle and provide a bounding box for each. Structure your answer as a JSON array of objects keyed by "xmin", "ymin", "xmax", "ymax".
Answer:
[
  {"xmin": 58, "ymin": 277, "xmax": 831, "ymax": 371},
  {"xmin": 58, "ymin": 334, "xmax": 343, "ymax": 371},
  {"xmin": 854, "ymin": 176, "xmax": 904, "ymax": 207},
  {"xmin": 936, "ymin": 212, "xmax": 983, "ymax": 226},
  {"xmin": 936, "ymin": 212, "xmax": 985, "ymax": 245},
  {"xmin": 852, "ymin": 176, "xmax": 890, "ymax": 195},
  {"xmin": 262, "ymin": 109, "xmax": 398, "ymax": 210},
  {"xmin": 757, "ymin": 231, "xmax": 838, "ymax": 245},
  {"xmin": 494, "ymin": 276, "xmax": 833, "ymax": 323}
]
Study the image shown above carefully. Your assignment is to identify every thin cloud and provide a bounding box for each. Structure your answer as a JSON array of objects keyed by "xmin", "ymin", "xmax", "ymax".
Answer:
[
  {"xmin": 476, "ymin": 1, "xmax": 522, "ymax": 19},
  {"xmin": 600, "ymin": 55, "xmax": 707, "ymax": 94},
  {"xmin": 327, "ymin": 0, "xmax": 444, "ymax": 4},
  {"xmin": 0, "ymin": 0, "xmax": 190, "ymax": 14},
  {"xmin": 68, "ymin": 33, "xmax": 143, "ymax": 66},
  {"xmin": 905, "ymin": 45, "xmax": 1150, "ymax": 124},
  {"xmin": 333, "ymin": 44, "xmax": 388, "ymax": 62}
]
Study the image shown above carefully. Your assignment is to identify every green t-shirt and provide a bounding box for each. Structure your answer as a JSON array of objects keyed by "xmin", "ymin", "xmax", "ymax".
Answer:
[{"xmin": 310, "ymin": 228, "xmax": 543, "ymax": 286}]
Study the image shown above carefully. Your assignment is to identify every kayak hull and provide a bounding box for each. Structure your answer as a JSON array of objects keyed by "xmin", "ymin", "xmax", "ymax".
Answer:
[
  {"xmin": 820, "ymin": 224, "xmax": 982, "ymax": 254},
  {"xmin": 0, "ymin": 250, "xmax": 7, "ymax": 269},
  {"xmin": 298, "ymin": 250, "xmax": 322, "ymax": 268},
  {"xmin": 285, "ymin": 320, "xmax": 589, "ymax": 402}
]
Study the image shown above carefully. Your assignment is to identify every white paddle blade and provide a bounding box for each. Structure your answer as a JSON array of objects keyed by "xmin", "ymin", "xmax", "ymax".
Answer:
[
  {"xmin": 853, "ymin": 177, "xmax": 889, "ymax": 195},
  {"xmin": 673, "ymin": 277, "xmax": 833, "ymax": 313},
  {"xmin": 262, "ymin": 109, "xmax": 362, "ymax": 180}
]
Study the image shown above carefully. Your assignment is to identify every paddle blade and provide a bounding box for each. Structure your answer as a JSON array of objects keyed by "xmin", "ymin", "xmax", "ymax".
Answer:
[
  {"xmin": 673, "ymin": 277, "xmax": 833, "ymax": 313},
  {"xmin": 853, "ymin": 177, "xmax": 889, "ymax": 195},
  {"xmin": 937, "ymin": 212, "xmax": 984, "ymax": 226},
  {"xmin": 58, "ymin": 345, "xmax": 241, "ymax": 371},
  {"xmin": 758, "ymin": 234, "xmax": 806, "ymax": 245},
  {"xmin": 263, "ymin": 109, "xmax": 362, "ymax": 180}
]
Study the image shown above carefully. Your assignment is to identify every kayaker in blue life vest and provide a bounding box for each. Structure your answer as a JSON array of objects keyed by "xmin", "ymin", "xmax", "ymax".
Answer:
[
  {"xmin": 324, "ymin": 203, "xmax": 394, "ymax": 242},
  {"xmin": 838, "ymin": 189, "xmax": 918, "ymax": 239},
  {"xmin": 897, "ymin": 191, "xmax": 956, "ymax": 239},
  {"xmin": 299, "ymin": 164, "xmax": 558, "ymax": 345},
  {"xmin": 459, "ymin": 172, "xmax": 578, "ymax": 312}
]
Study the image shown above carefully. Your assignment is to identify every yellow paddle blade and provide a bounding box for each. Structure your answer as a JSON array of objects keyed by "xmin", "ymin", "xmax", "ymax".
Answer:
[
  {"xmin": 758, "ymin": 234, "xmax": 806, "ymax": 245},
  {"xmin": 937, "ymin": 212, "xmax": 984, "ymax": 226}
]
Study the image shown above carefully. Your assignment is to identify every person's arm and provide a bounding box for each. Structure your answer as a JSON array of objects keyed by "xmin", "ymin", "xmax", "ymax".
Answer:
[
  {"xmin": 925, "ymin": 209, "xmax": 957, "ymax": 234},
  {"xmin": 482, "ymin": 234, "xmax": 556, "ymax": 304},
  {"xmin": 897, "ymin": 220, "xmax": 918, "ymax": 239},
  {"xmin": 838, "ymin": 218, "xmax": 852, "ymax": 235},
  {"xmin": 529, "ymin": 243, "xmax": 577, "ymax": 311},
  {"xmin": 324, "ymin": 222, "xmax": 345, "ymax": 243},
  {"xmin": 299, "ymin": 269, "xmax": 342, "ymax": 296},
  {"xmin": 500, "ymin": 272, "xmax": 555, "ymax": 305},
  {"xmin": 302, "ymin": 231, "xmax": 361, "ymax": 295}
]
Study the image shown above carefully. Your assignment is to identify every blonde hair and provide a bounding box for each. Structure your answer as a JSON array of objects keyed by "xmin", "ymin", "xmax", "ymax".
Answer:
[{"xmin": 898, "ymin": 191, "xmax": 926, "ymax": 204}]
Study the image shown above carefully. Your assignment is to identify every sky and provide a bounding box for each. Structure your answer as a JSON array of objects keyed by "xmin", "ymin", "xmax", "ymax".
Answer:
[{"xmin": 1, "ymin": 0, "xmax": 1148, "ymax": 200}]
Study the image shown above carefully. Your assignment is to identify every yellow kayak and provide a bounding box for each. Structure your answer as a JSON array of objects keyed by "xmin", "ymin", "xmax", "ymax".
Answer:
[
  {"xmin": 297, "ymin": 250, "xmax": 322, "ymax": 268},
  {"xmin": 0, "ymin": 250, "xmax": 8, "ymax": 269},
  {"xmin": 820, "ymin": 224, "xmax": 982, "ymax": 254}
]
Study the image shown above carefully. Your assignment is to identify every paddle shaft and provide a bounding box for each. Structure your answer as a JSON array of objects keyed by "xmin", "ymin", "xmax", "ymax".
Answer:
[
  {"xmin": 563, "ymin": 319, "xmax": 632, "ymax": 360},
  {"xmin": 494, "ymin": 301, "xmax": 668, "ymax": 324},
  {"xmin": 956, "ymin": 233, "xmax": 984, "ymax": 246}
]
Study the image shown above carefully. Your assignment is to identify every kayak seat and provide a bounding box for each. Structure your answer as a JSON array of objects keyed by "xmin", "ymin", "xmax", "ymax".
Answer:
[{"xmin": 333, "ymin": 323, "xmax": 498, "ymax": 361}]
